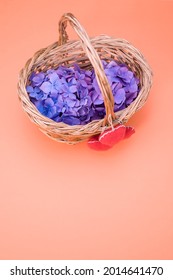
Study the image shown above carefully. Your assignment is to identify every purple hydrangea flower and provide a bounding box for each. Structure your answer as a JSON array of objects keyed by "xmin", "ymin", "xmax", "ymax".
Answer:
[
  {"xmin": 33, "ymin": 98, "xmax": 57, "ymax": 119},
  {"xmin": 40, "ymin": 72, "xmax": 65, "ymax": 94},
  {"xmin": 30, "ymin": 72, "xmax": 45, "ymax": 86},
  {"xmin": 61, "ymin": 116, "xmax": 81, "ymax": 126},
  {"xmin": 114, "ymin": 88, "xmax": 126, "ymax": 106},
  {"xmin": 26, "ymin": 86, "xmax": 44, "ymax": 100},
  {"xmin": 26, "ymin": 60, "xmax": 140, "ymax": 125}
]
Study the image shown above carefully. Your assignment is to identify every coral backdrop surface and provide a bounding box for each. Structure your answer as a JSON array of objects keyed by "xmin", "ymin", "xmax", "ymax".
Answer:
[{"xmin": 0, "ymin": 0, "xmax": 173, "ymax": 259}]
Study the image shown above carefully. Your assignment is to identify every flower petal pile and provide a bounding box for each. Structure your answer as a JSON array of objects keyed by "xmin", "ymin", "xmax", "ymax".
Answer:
[{"xmin": 26, "ymin": 60, "xmax": 139, "ymax": 125}]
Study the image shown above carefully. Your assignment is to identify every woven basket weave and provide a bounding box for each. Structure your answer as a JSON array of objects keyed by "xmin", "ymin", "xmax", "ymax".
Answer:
[{"xmin": 17, "ymin": 13, "xmax": 153, "ymax": 144}]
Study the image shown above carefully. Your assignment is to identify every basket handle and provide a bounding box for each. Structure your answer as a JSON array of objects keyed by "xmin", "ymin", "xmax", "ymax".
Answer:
[{"xmin": 58, "ymin": 13, "xmax": 116, "ymax": 124}]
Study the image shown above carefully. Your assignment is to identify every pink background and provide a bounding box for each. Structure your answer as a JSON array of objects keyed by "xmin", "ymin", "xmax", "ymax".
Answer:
[{"xmin": 0, "ymin": 0, "xmax": 173, "ymax": 259}]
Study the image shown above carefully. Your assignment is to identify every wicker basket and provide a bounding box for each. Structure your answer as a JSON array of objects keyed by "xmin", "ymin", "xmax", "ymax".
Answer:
[{"xmin": 17, "ymin": 13, "xmax": 153, "ymax": 144}]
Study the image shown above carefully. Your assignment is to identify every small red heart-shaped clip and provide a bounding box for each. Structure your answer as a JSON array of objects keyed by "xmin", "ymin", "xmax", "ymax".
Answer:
[
  {"xmin": 124, "ymin": 126, "xmax": 135, "ymax": 139},
  {"xmin": 88, "ymin": 135, "xmax": 111, "ymax": 151},
  {"xmin": 99, "ymin": 125, "xmax": 126, "ymax": 147},
  {"xmin": 88, "ymin": 125, "xmax": 135, "ymax": 151}
]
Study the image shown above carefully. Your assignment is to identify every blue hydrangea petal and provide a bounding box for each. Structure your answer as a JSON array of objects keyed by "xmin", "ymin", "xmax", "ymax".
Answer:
[
  {"xmin": 79, "ymin": 88, "xmax": 88, "ymax": 98},
  {"xmin": 26, "ymin": 85, "xmax": 34, "ymax": 93},
  {"xmin": 78, "ymin": 107, "xmax": 89, "ymax": 116},
  {"xmin": 91, "ymin": 91, "xmax": 99, "ymax": 102},
  {"xmin": 50, "ymin": 92, "xmax": 58, "ymax": 101},
  {"xmin": 66, "ymin": 98, "xmax": 76, "ymax": 108},
  {"xmin": 101, "ymin": 60, "xmax": 107, "ymax": 68},
  {"xmin": 112, "ymin": 82, "xmax": 122, "ymax": 92},
  {"xmin": 29, "ymin": 72, "xmax": 36, "ymax": 81},
  {"xmin": 62, "ymin": 116, "xmax": 81, "ymax": 125},
  {"xmin": 69, "ymin": 93, "xmax": 77, "ymax": 99},
  {"xmin": 40, "ymin": 82, "xmax": 52, "ymax": 93},
  {"xmin": 35, "ymin": 92, "xmax": 44, "ymax": 101},
  {"xmin": 85, "ymin": 70, "xmax": 92, "ymax": 76},
  {"xmin": 44, "ymin": 98, "xmax": 54, "ymax": 107},
  {"xmin": 107, "ymin": 60, "xmax": 118, "ymax": 68},
  {"xmin": 69, "ymin": 85, "xmax": 77, "ymax": 93},
  {"xmin": 80, "ymin": 80, "xmax": 88, "ymax": 87},
  {"xmin": 49, "ymin": 72, "xmax": 58, "ymax": 84},
  {"xmin": 94, "ymin": 98, "xmax": 104, "ymax": 105},
  {"xmin": 53, "ymin": 116, "xmax": 62, "ymax": 122},
  {"xmin": 126, "ymin": 92, "xmax": 138, "ymax": 105},
  {"xmin": 50, "ymin": 106, "xmax": 57, "ymax": 116},
  {"xmin": 114, "ymin": 103, "xmax": 126, "ymax": 112},
  {"xmin": 32, "ymin": 73, "xmax": 45, "ymax": 86},
  {"xmin": 34, "ymin": 100, "xmax": 45, "ymax": 114},
  {"xmin": 62, "ymin": 107, "xmax": 66, "ymax": 113},
  {"xmin": 114, "ymin": 88, "xmax": 126, "ymax": 104},
  {"xmin": 95, "ymin": 106, "xmax": 105, "ymax": 112}
]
